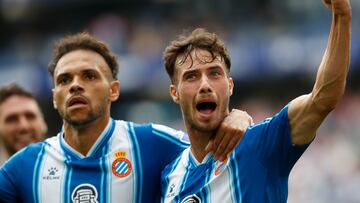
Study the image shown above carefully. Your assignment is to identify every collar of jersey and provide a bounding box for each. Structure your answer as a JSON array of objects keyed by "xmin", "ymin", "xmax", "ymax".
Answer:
[
  {"xmin": 186, "ymin": 148, "xmax": 214, "ymax": 169},
  {"xmin": 59, "ymin": 118, "xmax": 115, "ymax": 160}
]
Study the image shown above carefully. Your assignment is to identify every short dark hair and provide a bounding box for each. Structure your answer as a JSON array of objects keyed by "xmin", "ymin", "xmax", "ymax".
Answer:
[
  {"xmin": 163, "ymin": 28, "xmax": 231, "ymax": 84},
  {"xmin": 48, "ymin": 32, "xmax": 119, "ymax": 80},
  {"xmin": 0, "ymin": 83, "xmax": 36, "ymax": 105}
]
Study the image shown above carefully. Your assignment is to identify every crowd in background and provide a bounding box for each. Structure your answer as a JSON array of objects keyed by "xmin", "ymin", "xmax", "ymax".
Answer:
[{"xmin": 0, "ymin": 0, "xmax": 359, "ymax": 202}]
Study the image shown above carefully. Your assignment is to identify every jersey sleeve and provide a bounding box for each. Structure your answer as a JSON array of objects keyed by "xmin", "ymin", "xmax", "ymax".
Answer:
[
  {"xmin": 149, "ymin": 123, "xmax": 189, "ymax": 164},
  {"xmin": 0, "ymin": 149, "xmax": 25, "ymax": 202},
  {"xmin": 243, "ymin": 105, "xmax": 309, "ymax": 176}
]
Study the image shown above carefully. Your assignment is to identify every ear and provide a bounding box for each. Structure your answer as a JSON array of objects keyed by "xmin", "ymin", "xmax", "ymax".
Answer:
[
  {"xmin": 228, "ymin": 77, "xmax": 234, "ymax": 96},
  {"xmin": 109, "ymin": 81, "xmax": 120, "ymax": 102},
  {"xmin": 52, "ymin": 89, "xmax": 58, "ymax": 109},
  {"xmin": 170, "ymin": 84, "xmax": 179, "ymax": 104}
]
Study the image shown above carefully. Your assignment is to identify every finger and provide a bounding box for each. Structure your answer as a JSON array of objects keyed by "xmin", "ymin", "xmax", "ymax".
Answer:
[
  {"xmin": 221, "ymin": 135, "xmax": 242, "ymax": 161},
  {"xmin": 214, "ymin": 131, "xmax": 232, "ymax": 160},
  {"xmin": 205, "ymin": 139, "xmax": 214, "ymax": 153},
  {"xmin": 213, "ymin": 128, "xmax": 226, "ymax": 153}
]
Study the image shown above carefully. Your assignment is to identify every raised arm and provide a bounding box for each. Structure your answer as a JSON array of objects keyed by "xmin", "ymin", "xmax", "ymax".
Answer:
[{"xmin": 289, "ymin": 0, "xmax": 351, "ymax": 145}]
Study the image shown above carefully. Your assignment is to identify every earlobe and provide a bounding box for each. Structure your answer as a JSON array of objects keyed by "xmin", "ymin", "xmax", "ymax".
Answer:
[
  {"xmin": 110, "ymin": 81, "xmax": 120, "ymax": 101},
  {"xmin": 170, "ymin": 85, "xmax": 179, "ymax": 104},
  {"xmin": 229, "ymin": 77, "xmax": 234, "ymax": 96}
]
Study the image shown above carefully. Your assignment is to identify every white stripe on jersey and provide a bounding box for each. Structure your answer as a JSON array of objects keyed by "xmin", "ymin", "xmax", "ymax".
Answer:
[
  {"xmin": 108, "ymin": 121, "xmax": 135, "ymax": 202},
  {"xmin": 39, "ymin": 139, "xmax": 67, "ymax": 203},
  {"xmin": 162, "ymin": 147, "xmax": 240, "ymax": 203}
]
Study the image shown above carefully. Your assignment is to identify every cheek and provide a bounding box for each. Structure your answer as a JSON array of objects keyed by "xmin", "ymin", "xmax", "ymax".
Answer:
[
  {"xmin": 179, "ymin": 83, "xmax": 196, "ymax": 97},
  {"xmin": 53, "ymin": 91, "xmax": 63, "ymax": 104},
  {"xmin": 1, "ymin": 125, "xmax": 16, "ymax": 139}
]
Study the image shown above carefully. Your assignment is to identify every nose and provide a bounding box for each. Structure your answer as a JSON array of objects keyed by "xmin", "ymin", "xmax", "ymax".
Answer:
[
  {"xmin": 18, "ymin": 116, "xmax": 32, "ymax": 132},
  {"xmin": 69, "ymin": 77, "xmax": 84, "ymax": 94},
  {"xmin": 199, "ymin": 76, "xmax": 213, "ymax": 94}
]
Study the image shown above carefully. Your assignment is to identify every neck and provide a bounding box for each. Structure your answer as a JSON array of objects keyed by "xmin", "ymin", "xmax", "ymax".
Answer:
[
  {"xmin": 187, "ymin": 127, "xmax": 214, "ymax": 163},
  {"xmin": 63, "ymin": 116, "xmax": 110, "ymax": 156}
]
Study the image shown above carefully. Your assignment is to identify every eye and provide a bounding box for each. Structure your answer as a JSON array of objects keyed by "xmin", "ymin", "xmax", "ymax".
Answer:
[
  {"xmin": 210, "ymin": 70, "xmax": 222, "ymax": 77},
  {"xmin": 4, "ymin": 115, "xmax": 18, "ymax": 124},
  {"xmin": 25, "ymin": 112, "xmax": 36, "ymax": 121},
  {"xmin": 84, "ymin": 71, "xmax": 97, "ymax": 81},
  {"xmin": 183, "ymin": 72, "xmax": 198, "ymax": 81},
  {"xmin": 57, "ymin": 76, "xmax": 71, "ymax": 85}
]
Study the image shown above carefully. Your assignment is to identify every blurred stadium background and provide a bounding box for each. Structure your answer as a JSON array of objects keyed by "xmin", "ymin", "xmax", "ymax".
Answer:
[{"xmin": 0, "ymin": 0, "xmax": 359, "ymax": 202}]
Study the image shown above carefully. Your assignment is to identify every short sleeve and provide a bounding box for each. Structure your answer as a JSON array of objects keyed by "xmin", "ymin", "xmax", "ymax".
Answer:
[
  {"xmin": 244, "ymin": 105, "xmax": 309, "ymax": 176},
  {"xmin": 0, "ymin": 150, "xmax": 25, "ymax": 203}
]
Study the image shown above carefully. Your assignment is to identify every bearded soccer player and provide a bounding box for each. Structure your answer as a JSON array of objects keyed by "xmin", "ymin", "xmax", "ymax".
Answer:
[
  {"xmin": 0, "ymin": 33, "xmax": 252, "ymax": 202},
  {"xmin": 161, "ymin": 0, "xmax": 351, "ymax": 202}
]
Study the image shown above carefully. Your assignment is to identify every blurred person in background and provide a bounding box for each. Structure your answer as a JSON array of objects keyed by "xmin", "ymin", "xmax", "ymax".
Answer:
[
  {"xmin": 0, "ymin": 83, "xmax": 47, "ymax": 166},
  {"xmin": 161, "ymin": 0, "xmax": 351, "ymax": 202},
  {"xmin": 0, "ymin": 33, "xmax": 252, "ymax": 202}
]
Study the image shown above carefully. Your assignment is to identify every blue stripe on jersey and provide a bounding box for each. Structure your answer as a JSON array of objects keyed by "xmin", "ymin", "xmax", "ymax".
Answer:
[
  {"xmin": 100, "ymin": 120, "xmax": 114, "ymax": 203},
  {"xmin": 32, "ymin": 143, "xmax": 46, "ymax": 203},
  {"xmin": 162, "ymin": 154, "xmax": 183, "ymax": 197},
  {"xmin": 152, "ymin": 128, "xmax": 189, "ymax": 148},
  {"xmin": 106, "ymin": 149, "xmax": 112, "ymax": 203},
  {"xmin": 100, "ymin": 147, "xmax": 107, "ymax": 203},
  {"xmin": 192, "ymin": 159, "xmax": 213, "ymax": 203},
  {"xmin": 175, "ymin": 167, "xmax": 191, "ymax": 203},
  {"xmin": 63, "ymin": 155, "xmax": 73, "ymax": 203},
  {"xmin": 229, "ymin": 152, "xmax": 242, "ymax": 203},
  {"xmin": 128, "ymin": 122, "xmax": 143, "ymax": 203}
]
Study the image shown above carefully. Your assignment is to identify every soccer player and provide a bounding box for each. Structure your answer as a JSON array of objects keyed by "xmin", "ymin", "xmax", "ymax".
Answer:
[
  {"xmin": 0, "ymin": 33, "xmax": 252, "ymax": 202},
  {"xmin": 161, "ymin": 0, "xmax": 351, "ymax": 202},
  {"xmin": 0, "ymin": 84, "xmax": 47, "ymax": 166}
]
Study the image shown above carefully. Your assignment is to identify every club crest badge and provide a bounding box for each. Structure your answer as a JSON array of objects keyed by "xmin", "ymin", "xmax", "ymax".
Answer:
[
  {"xmin": 112, "ymin": 151, "xmax": 132, "ymax": 178},
  {"xmin": 214, "ymin": 158, "xmax": 228, "ymax": 176}
]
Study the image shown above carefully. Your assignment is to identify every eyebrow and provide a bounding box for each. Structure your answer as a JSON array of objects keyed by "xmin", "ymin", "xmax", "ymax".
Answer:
[
  {"xmin": 56, "ymin": 72, "xmax": 71, "ymax": 80},
  {"xmin": 56, "ymin": 68, "xmax": 98, "ymax": 77},
  {"xmin": 182, "ymin": 69, "xmax": 199, "ymax": 76}
]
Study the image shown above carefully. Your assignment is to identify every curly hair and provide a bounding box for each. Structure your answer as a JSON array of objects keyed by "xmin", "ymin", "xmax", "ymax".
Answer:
[{"xmin": 48, "ymin": 32, "xmax": 119, "ymax": 80}]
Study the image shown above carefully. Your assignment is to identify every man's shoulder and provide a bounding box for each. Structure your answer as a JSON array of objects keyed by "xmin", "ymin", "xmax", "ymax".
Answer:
[
  {"xmin": 117, "ymin": 120, "xmax": 189, "ymax": 145},
  {"xmin": 1, "ymin": 141, "xmax": 46, "ymax": 168},
  {"xmin": 246, "ymin": 105, "xmax": 290, "ymax": 133}
]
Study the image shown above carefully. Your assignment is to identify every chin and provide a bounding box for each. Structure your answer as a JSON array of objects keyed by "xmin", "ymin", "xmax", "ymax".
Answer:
[{"xmin": 192, "ymin": 122, "xmax": 219, "ymax": 133}]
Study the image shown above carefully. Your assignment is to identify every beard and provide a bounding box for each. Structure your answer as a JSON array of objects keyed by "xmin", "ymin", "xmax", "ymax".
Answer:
[
  {"xmin": 186, "ymin": 108, "xmax": 227, "ymax": 135},
  {"xmin": 58, "ymin": 102, "xmax": 106, "ymax": 129}
]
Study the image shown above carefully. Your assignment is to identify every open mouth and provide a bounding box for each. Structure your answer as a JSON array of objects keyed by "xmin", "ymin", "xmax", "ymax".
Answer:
[{"xmin": 196, "ymin": 102, "xmax": 217, "ymax": 114}]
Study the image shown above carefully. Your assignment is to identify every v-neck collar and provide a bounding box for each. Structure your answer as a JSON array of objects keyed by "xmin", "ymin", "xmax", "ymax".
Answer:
[{"xmin": 59, "ymin": 118, "xmax": 115, "ymax": 160}]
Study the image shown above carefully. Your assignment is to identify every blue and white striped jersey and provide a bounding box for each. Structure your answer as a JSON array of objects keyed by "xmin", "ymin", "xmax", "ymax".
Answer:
[
  {"xmin": 0, "ymin": 118, "xmax": 189, "ymax": 203},
  {"xmin": 161, "ymin": 106, "xmax": 309, "ymax": 203}
]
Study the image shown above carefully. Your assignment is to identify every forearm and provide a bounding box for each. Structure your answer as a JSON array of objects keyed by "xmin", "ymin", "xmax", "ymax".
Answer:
[
  {"xmin": 311, "ymin": 11, "xmax": 351, "ymax": 113},
  {"xmin": 288, "ymin": 1, "xmax": 351, "ymax": 145}
]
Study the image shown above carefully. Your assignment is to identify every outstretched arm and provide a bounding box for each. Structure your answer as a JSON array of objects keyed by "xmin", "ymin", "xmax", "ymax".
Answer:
[{"xmin": 289, "ymin": 0, "xmax": 351, "ymax": 145}]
